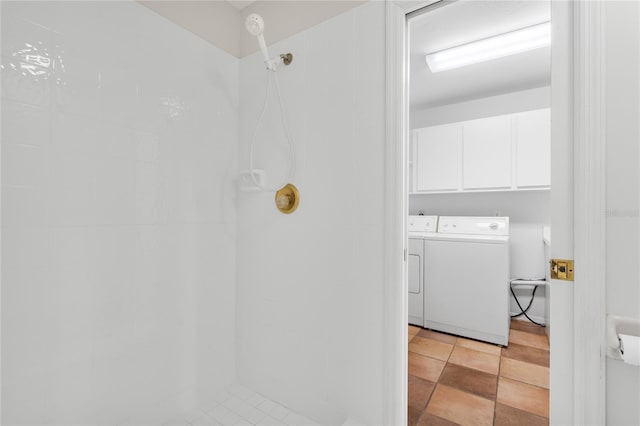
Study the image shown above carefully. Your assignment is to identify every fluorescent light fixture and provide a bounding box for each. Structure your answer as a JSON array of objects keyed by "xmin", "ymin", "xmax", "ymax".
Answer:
[{"xmin": 425, "ymin": 21, "xmax": 551, "ymax": 73}]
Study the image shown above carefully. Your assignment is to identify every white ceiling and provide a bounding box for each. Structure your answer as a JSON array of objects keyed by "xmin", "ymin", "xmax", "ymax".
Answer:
[
  {"xmin": 410, "ymin": 1, "xmax": 551, "ymax": 111},
  {"xmin": 226, "ymin": 1, "xmax": 255, "ymax": 11}
]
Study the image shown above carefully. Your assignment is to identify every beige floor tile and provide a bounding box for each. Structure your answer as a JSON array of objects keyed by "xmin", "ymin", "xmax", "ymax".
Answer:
[
  {"xmin": 417, "ymin": 329, "xmax": 458, "ymax": 345},
  {"xmin": 438, "ymin": 363, "xmax": 498, "ymax": 400},
  {"xmin": 408, "ymin": 352, "xmax": 446, "ymax": 383},
  {"xmin": 500, "ymin": 357, "xmax": 549, "ymax": 389},
  {"xmin": 509, "ymin": 329, "xmax": 549, "ymax": 350},
  {"xmin": 409, "ymin": 325, "xmax": 421, "ymax": 338},
  {"xmin": 497, "ymin": 377, "xmax": 549, "ymax": 418},
  {"xmin": 417, "ymin": 412, "xmax": 458, "ymax": 426},
  {"xmin": 448, "ymin": 345, "xmax": 500, "ymax": 375},
  {"xmin": 409, "ymin": 336, "xmax": 454, "ymax": 361},
  {"xmin": 426, "ymin": 384, "xmax": 494, "ymax": 426},
  {"xmin": 456, "ymin": 337, "xmax": 502, "ymax": 356},
  {"xmin": 408, "ymin": 375, "xmax": 436, "ymax": 413},
  {"xmin": 501, "ymin": 342, "xmax": 549, "ymax": 367},
  {"xmin": 494, "ymin": 403, "xmax": 549, "ymax": 426},
  {"xmin": 408, "ymin": 405, "xmax": 423, "ymax": 426}
]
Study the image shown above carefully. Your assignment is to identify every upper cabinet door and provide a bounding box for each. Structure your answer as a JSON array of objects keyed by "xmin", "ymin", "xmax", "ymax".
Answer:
[
  {"xmin": 415, "ymin": 124, "xmax": 462, "ymax": 192},
  {"xmin": 463, "ymin": 115, "xmax": 512, "ymax": 189},
  {"xmin": 516, "ymin": 108, "xmax": 551, "ymax": 188}
]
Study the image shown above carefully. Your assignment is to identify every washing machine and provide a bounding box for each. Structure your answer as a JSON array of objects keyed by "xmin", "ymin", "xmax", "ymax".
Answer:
[
  {"xmin": 424, "ymin": 216, "xmax": 510, "ymax": 345},
  {"xmin": 407, "ymin": 215, "xmax": 438, "ymax": 326}
]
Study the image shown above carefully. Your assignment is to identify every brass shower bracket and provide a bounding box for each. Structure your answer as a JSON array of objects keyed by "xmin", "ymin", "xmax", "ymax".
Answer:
[{"xmin": 280, "ymin": 53, "xmax": 293, "ymax": 66}]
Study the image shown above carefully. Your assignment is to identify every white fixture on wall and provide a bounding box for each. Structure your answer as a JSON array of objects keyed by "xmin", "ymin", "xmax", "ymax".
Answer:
[{"xmin": 425, "ymin": 21, "xmax": 551, "ymax": 73}]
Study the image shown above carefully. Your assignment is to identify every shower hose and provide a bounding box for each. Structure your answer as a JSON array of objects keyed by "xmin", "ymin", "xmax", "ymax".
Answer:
[{"xmin": 248, "ymin": 67, "xmax": 296, "ymax": 192}]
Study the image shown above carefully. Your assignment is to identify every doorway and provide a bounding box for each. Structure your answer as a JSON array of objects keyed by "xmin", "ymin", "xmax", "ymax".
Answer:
[
  {"xmin": 386, "ymin": 1, "xmax": 619, "ymax": 425},
  {"xmin": 404, "ymin": 1, "xmax": 552, "ymax": 424}
]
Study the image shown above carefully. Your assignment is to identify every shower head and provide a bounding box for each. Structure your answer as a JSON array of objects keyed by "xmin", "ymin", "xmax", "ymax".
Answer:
[
  {"xmin": 245, "ymin": 13, "xmax": 264, "ymax": 36},
  {"xmin": 245, "ymin": 13, "xmax": 271, "ymax": 64}
]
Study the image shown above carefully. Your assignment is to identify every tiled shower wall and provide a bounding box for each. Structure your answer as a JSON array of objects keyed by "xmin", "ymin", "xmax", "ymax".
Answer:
[
  {"xmin": 1, "ymin": 2, "xmax": 238, "ymax": 424},
  {"xmin": 236, "ymin": 3, "xmax": 387, "ymax": 425}
]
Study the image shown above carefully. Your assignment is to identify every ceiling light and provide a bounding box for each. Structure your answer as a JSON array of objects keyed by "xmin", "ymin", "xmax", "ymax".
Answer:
[{"xmin": 425, "ymin": 21, "xmax": 551, "ymax": 73}]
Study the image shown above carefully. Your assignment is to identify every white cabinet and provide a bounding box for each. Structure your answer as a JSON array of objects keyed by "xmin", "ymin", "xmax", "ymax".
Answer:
[
  {"xmin": 414, "ymin": 124, "xmax": 461, "ymax": 192},
  {"xmin": 516, "ymin": 109, "xmax": 551, "ymax": 187},
  {"xmin": 412, "ymin": 108, "xmax": 550, "ymax": 193},
  {"xmin": 463, "ymin": 116, "xmax": 512, "ymax": 189}
]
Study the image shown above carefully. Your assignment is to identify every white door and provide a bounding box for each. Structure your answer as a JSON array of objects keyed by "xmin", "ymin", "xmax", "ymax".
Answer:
[{"xmin": 548, "ymin": 2, "xmax": 574, "ymax": 422}]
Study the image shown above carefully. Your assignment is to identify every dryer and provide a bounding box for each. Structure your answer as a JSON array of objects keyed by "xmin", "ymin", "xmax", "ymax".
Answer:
[
  {"xmin": 424, "ymin": 216, "xmax": 510, "ymax": 345},
  {"xmin": 408, "ymin": 215, "xmax": 438, "ymax": 326}
]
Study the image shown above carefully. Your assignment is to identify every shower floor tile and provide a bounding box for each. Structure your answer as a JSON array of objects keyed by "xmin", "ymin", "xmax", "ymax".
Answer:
[
  {"xmin": 408, "ymin": 319, "xmax": 550, "ymax": 426},
  {"xmin": 158, "ymin": 384, "xmax": 318, "ymax": 426}
]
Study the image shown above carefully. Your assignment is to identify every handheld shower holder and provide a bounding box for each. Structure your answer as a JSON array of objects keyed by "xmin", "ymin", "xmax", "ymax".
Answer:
[
  {"xmin": 265, "ymin": 58, "xmax": 278, "ymax": 71},
  {"xmin": 264, "ymin": 53, "xmax": 293, "ymax": 71},
  {"xmin": 280, "ymin": 53, "xmax": 293, "ymax": 65}
]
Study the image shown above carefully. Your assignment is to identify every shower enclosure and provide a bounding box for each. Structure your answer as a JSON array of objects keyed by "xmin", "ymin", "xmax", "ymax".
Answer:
[{"xmin": 1, "ymin": 1, "xmax": 389, "ymax": 425}]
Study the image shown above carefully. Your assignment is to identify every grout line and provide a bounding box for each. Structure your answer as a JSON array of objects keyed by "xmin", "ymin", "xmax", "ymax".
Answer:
[{"xmin": 419, "ymin": 381, "xmax": 439, "ymax": 423}]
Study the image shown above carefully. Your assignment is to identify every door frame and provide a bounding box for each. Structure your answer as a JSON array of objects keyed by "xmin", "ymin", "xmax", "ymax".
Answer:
[{"xmin": 382, "ymin": 0, "xmax": 607, "ymax": 424}]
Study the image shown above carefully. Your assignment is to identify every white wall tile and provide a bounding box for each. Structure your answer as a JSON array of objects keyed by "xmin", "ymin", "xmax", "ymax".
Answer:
[
  {"xmin": 2, "ymin": 143, "xmax": 46, "ymax": 187},
  {"xmin": 98, "ymin": 123, "xmax": 135, "ymax": 160},
  {"xmin": 54, "ymin": 78, "xmax": 102, "ymax": 119},
  {"xmin": 51, "ymin": 112, "xmax": 99, "ymax": 155},
  {"xmin": 5, "ymin": 1, "xmax": 390, "ymax": 425},
  {"xmin": 1, "ymin": 100, "xmax": 51, "ymax": 148},
  {"xmin": 45, "ymin": 150, "xmax": 97, "ymax": 227},
  {"xmin": 95, "ymin": 157, "xmax": 136, "ymax": 225},
  {"xmin": 2, "ymin": 184, "xmax": 47, "ymax": 227},
  {"xmin": 236, "ymin": 3, "xmax": 387, "ymax": 425},
  {"xmin": 2, "ymin": 1, "xmax": 238, "ymax": 424}
]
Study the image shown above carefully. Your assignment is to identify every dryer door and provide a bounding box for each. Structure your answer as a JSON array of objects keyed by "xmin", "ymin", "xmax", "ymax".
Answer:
[
  {"xmin": 408, "ymin": 238, "xmax": 424, "ymax": 326},
  {"xmin": 408, "ymin": 253, "xmax": 421, "ymax": 294}
]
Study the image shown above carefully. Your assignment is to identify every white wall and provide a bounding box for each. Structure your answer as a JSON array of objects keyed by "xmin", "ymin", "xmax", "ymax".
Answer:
[
  {"xmin": 235, "ymin": 2, "xmax": 386, "ymax": 424},
  {"xmin": 409, "ymin": 190, "xmax": 550, "ymax": 224},
  {"xmin": 1, "ymin": 2, "xmax": 238, "ymax": 424},
  {"xmin": 508, "ymin": 224, "xmax": 547, "ymax": 324},
  {"xmin": 604, "ymin": 2, "xmax": 640, "ymax": 424}
]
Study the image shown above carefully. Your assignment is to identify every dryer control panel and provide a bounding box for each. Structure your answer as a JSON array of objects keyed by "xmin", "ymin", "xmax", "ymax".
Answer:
[
  {"xmin": 438, "ymin": 216, "xmax": 509, "ymax": 236},
  {"xmin": 408, "ymin": 215, "xmax": 438, "ymax": 233}
]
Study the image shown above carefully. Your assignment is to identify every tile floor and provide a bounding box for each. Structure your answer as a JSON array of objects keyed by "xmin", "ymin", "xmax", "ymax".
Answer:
[
  {"xmin": 154, "ymin": 384, "xmax": 318, "ymax": 426},
  {"xmin": 408, "ymin": 320, "xmax": 550, "ymax": 426}
]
